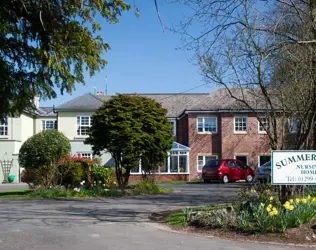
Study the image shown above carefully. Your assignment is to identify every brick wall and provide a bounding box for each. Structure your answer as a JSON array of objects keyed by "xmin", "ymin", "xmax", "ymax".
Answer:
[
  {"xmin": 187, "ymin": 113, "xmax": 221, "ymax": 180},
  {"xmin": 221, "ymin": 113, "xmax": 271, "ymax": 168},
  {"xmin": 177, "ymin": 114, "xmax": 188, "ymax": 146}
]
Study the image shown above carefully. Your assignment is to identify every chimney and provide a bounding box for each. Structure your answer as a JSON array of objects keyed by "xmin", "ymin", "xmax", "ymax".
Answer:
[
  {"xmin": 33, "ymin": 96, "xmax": 40, "ymax": 108},
  {"xmin": 96, "ymin": 91, "xmax": 104, "ymax": 96}
]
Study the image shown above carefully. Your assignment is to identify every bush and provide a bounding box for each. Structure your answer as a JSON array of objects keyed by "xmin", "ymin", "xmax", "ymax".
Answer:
[
  {"xmin": 19, "ymin": 130, "xmax": 70, "ymax": 169},
  {"xmin": 189, "ymin": 207, "xmax": 236, "ymax": 228},
  {"xmin": 19, "ymin": 130, "xmax": 70, "ymax": 189},
  {"xmin": 57, "ymin": 154, "xmax": 97, "ymax": 187},
  {"xmin": 133, "ymin": 180, "xmax": 172, "ymax": 195},
  {"xmin": 91, "ymin": 166, "xmax": 112, "ymax": 185}
]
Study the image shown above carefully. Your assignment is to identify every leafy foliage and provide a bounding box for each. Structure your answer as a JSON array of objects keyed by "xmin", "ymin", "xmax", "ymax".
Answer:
[
  {"xmin": 0, "ymin": 0, "xmax": 130, "ymax": 119},
  {"xmin": 133, "ymin": 180, "xmax": 173, "ymax": 195},
  {"xmin": 85, "ymin": 94, "xmax": 173, "ymax": 188},
  {"xmin": 18, "ymin": 130, "xmax": 70, "ymax": 189},
  {"xmin": 91, "ymin": 166, "xmax": 113, "ymax": 185},
  {"xmin": 57, "ymin": 154, "xmax": 97, "ymax": 187},
  {"xmin": 19, "ymin": 130, "xmax": 70, "ymax": 169}
]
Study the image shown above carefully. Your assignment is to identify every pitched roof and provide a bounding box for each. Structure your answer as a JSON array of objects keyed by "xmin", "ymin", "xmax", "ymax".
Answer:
[
  {"xmin": 56, "ymin": 88, "xmax": 276, "ymax": 117},
  {"xmin": 36, "ymin": 107, "xmax": 56, "ymax": 117},
  {"xmin": 56, "ymin": 93, "xmax": 111, "ymax": 111}
]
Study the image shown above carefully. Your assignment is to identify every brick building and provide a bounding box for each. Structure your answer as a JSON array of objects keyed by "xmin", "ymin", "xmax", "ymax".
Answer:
[{"xmin": 0, "ymin": 88, "xmax": 273, "ymax": 183}]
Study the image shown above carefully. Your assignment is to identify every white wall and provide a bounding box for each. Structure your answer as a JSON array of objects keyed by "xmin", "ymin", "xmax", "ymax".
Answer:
[
  {"xmin": 34, "ymin": 117, "xmax": 57, "ymax": 134},
  {"xmin": 58, "ymin": 111, "xmax": 94, "ymax": 140},
  {"xmin": 20, "ymin": 113, "xmax": 34, "ymax": 142}
]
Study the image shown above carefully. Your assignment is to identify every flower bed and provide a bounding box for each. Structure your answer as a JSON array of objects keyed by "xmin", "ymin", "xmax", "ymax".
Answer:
[{"xmin": 165, "ymin": 186, "xmax": 316, "ymax": 246}]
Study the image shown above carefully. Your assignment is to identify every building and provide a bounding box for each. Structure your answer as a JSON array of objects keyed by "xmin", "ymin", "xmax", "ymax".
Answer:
[{"xmin": 0, "ymin": 88, "xmax": 273, "ymax": 183}]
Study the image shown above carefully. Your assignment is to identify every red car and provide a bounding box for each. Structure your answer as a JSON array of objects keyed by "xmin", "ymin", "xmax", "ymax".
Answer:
[{"xmin": 202, "ymin": 159, "xmax": 255, "ymax": 184}]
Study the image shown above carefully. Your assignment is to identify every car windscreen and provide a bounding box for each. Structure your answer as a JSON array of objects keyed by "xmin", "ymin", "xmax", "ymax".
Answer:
[
  {"xmin": 205, "ymin": 160, "xmax": 222, "ymax": 167},
  {"xmin": 260, "ymin": 161, "xmax": 271, "ymax": 169}
]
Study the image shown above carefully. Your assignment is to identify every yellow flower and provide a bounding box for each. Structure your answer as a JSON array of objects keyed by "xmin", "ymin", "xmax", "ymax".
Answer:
[
  {"xmin": 295, "ymin": 198, "xmax": 301, "ymax": 203},
  {"xmin": 269, "ymin": 196, "xmax": 274, "ymax": 201},
  {"xmin": 103, "ymin": 184, "xmax": 106, "ymax": 187},
  {"xmin": 98, "ymin": 180, "xmax": 102, "ymax": 184},
  {"xmin": 267, "ymin": 206, "xmax": 271, "ymax": 212},
  {"xmin": 312, "ymin": 198, "xmax": 316, "ymax": 202},
  {"xmin": 269, "ymin": 210, "xmax": 278, "ymax": 216},
  {"xmin": 289, "ymin": 205, "xmax": 294, "ymax": 211},
  {"xmin": 260, "ymin": 203, "xmax": 264, "ymax": 207},
  {"xmin": 272, "ymin": 206, "xmax": 277, "ymax": 211},
  {"xmin": 283, "ymin": 202, "xmax": 290, "ymax": 208},
  {"xmin": 289, "ymin": 199, "xmax": 294, "ymax": 204},
  {"xmin": 251, "ymin": 189, "xmax": 256, "ymax": 193},
  {"xmin": 302, "ymin": 198, "xmax": 307, "ymax": 204},
  {"xmin": 308, "ymin": 195, "xmax": 311, "ymax": 200}
]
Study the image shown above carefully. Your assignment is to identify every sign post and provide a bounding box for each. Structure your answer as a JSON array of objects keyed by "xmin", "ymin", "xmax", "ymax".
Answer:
[{"xmin": 272, "ymin": 151, "xmax": 316, "ymax": 185}]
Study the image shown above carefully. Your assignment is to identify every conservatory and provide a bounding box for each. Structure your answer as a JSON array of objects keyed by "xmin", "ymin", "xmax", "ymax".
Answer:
[{"xmin": 130, "ymin": 142, "xmax": 190, "ymax": 174}]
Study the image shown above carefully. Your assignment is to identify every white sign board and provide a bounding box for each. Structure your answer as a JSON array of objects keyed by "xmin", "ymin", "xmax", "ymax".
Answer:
[{"xmin": 272, "ymin": 151, "xmax": 316, "ymax": 185}]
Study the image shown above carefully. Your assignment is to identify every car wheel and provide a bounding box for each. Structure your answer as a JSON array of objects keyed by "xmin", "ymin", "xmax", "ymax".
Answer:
[
  {"xmin": 203, "ymin": 179, "xmax": 210, "ymax": 183},
  {"xmin": 246, "ymin": 174, "xmax": 253, "ymax": 183},
  {"xmin": 222, "ymin": 175, "xmax": 229, "ymax": 184}
]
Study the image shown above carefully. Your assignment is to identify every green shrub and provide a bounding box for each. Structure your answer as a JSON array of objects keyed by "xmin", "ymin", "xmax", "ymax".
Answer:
[
  {"xmin": 91, "ymin": 166, "xmax": 112, "ymax": 185},
  {"xmin": 133, "ymin": 180, "xmax": 172, "ymax": 195},
  {"xmin": 19, "ymin": 130, "xmax": 70, "ymax": 169},
  {"xmin": 57, "ymin": 154, "xmax": 97, "ymax": 187},
  {"xmin": 189, "ymin": 207, "xmax": 236, "ymax": 228},
  {"xmin": 57, "ymin": 161, "xmax": 84, "ymax": 187},
  {"xmin": 19, "ymin": 130, "xmax": 71, "ymax": 189}
]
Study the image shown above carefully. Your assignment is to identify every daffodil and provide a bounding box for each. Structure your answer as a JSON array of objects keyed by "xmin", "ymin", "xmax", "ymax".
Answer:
[
  {"xmin": 302, "ymin": 198, "xmax": 307, "ymax": 204},
  {"xmin": 289, "ymin": 205, "xmax": 294, "ymax": 211},
  {"xmin": 312, "ymin": 198, "xmax": 316, "ymax": 202},
  {"xmin": 251, "ymin": 189, "xmax": 256, "ymax": 193},
  {"xmin": 272, "ymin": 206, "xmax": 277, "ymax": 211},
  {"xmin": 269, "ymin": 210, "xmax": 278, "ymax": 216},
  {"xmin": 289, "ymin": 199, "xmax": 294, "ymax": 204},
  {"xmin": 269, "ymin": 196, "xmax": 274, "ymax": 201},
  {"xmin": 283, "ymin": 202, "xmax": 290, "ymax": 208},
  {"xmin": 260, "ymin": 203, "xmax": 264, "ymax": 207},
  {"xmin": 267, "ymin": 206, "xmax": 271, "ymax": 212},
  {"xmin": 295, "ymin": 198, "xmax": 301, "ymax": 203},
  {"xmin": 308, "ymin": 195, "xmax": 311, "ymax": 200}
]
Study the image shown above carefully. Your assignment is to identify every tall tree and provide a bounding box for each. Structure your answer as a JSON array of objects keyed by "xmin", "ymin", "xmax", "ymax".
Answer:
[
  {"xmin": 176, "ymin": 0, "xmax": 316, "ymax": 151},
  {"xmin": 0, "ymin": 0, "xmax": 130, "ymax": 119},
  {"xmin": 85, "ymin": 94, "xmax": 173, "ymax": 188}
]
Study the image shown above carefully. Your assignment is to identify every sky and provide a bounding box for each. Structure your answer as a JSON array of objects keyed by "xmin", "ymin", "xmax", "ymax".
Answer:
[{"xmin": 41, "ymin": 0, "xmax": 216, "ymax": 107}]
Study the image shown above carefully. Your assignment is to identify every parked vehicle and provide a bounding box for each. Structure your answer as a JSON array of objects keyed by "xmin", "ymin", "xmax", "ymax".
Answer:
[
  {"xmin": 256, "ymin": 161, "xmax": 271, "ymax": 183},
  {"xmin": 202, "ymin": 159, "xmax": 255, "ymax": 184}
]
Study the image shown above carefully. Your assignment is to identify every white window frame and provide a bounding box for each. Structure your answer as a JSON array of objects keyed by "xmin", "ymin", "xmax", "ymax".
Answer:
[
  {"xmin": 77, "ymin": 116, "xmax": 92, "ymax": 136},
  {"xmin": 130, "ymin": 150, "xmax": 190, "ymax": 175},
  {"xmin": 234, "ymin": 155, "xmax": 249, "ymax": 165},
  {"xmin": 234, "ymin": 116, "xmax": 248, "ymax": 133},
  {"xmin": 42, "ymin": 120, "xmax": 57, "ymax": 131},
  {"xmin": 0, "ymin": 117, "xmax": 8, "ymax": 137},
  {"xmin": 258, "ymin": 155, "xmax": 271, "ymax": 167},
  {"xmin": 197, "ymin": 117, "xmax": 218, "ymax": 133},
  {"xmin": 197, "ymin": 155, "xmax": 218, "ymax": 172},
  {"xmin": 258, "ymin": 117, "xmax": 270, "ymax": 133},
  {"xmin": 168, "ymin": 119, "xmax": 176, "ymax": 136},
  {"xmin": 77, "ymin": 152, "xmax": 93, "ymax": 159}
]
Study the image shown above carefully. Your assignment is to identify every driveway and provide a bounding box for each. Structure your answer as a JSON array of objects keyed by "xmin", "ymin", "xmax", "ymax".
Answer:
[
  {"xmin": 0, "ymin": 183, "xmax": 295, "ymax": 249},
  {"xmin": 0, "ymin": 183, "xmax": 29, "ymax": 192}
]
